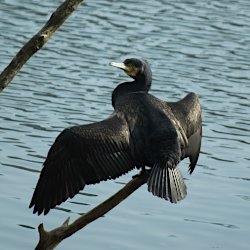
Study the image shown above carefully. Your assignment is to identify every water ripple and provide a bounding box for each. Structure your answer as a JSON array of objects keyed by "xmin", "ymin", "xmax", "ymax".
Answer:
[{"xmin": 1, "ymin": 0, "xmax": 250, "ymax": 250}]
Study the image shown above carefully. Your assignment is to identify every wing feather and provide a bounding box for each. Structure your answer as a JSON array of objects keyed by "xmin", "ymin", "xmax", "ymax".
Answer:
[
  {"xmin": 167, "ymin": 92, "xmax": 202, "ymax": 174},
  {"xmin": 30, "ymin": 112, "xmax": 135, "ymax": 215}
]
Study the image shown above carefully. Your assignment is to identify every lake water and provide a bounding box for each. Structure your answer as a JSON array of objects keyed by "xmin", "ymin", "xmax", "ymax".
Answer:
[{"xmin": 0, "ymin": 0, "xmax": 250, "ymax": 249}]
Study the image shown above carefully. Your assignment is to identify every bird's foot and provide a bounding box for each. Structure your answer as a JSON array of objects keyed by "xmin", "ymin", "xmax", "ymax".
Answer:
[{"xmin": 132, "ymin": 167, "xmax": 151, "ymax": 179}]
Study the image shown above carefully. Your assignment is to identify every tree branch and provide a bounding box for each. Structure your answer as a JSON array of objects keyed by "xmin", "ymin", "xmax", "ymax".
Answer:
[
  {"xmin": 0, "ymin": 0, "xmax": 84, "ymax": 92},
  {"xmin": 35, "ymin": 172, "xmax": 149, "ymax": 250}
]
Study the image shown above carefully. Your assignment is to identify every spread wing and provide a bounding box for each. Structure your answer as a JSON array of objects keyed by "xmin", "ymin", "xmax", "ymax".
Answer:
[
  {"xmin": 168, "ymin": 92, "xmax": 202, "ymax": 174},
  {"xmin": 186, "ymin": 124, "xmax": 202, "ymax": 173},
  {"xmin": 130, "ymin": 92, "xmax": 201, "ymax": 204},
  {"xmin": 29, "ymin": 112, "xmax": 135, "ymax": 215}
]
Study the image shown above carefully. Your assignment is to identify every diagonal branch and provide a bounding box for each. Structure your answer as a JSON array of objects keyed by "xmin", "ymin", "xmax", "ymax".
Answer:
[
  {"xmin": 35, "ymin": 172, "xmax": 149, "ymax": 250},
  {"xmin": 0, "ymin": 0, "xmax": 84, "ymax": 92}
]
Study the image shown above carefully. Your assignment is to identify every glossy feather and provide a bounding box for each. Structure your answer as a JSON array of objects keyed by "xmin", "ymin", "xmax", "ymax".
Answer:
[{"xmin": 30, "ymin": 58, "xmax": 202, "ymax": 215}]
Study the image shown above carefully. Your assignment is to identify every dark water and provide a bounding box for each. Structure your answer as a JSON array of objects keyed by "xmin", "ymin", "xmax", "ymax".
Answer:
[{"xmin": 1, "ymin": 0, "xmax": 250, "ymax": 249}]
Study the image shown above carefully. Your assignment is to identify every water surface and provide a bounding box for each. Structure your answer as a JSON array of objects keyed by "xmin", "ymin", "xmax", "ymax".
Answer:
[{"xmin": 0, "ymin": 0, "xmax": 250, "ymax": 249}]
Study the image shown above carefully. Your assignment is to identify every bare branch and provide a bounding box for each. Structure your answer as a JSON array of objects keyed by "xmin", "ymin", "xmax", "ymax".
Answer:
[
  {"xmin": 0, "ymin": 0, "xmax": 84, "ymax": 92},
  {"xmin": 35, "ymin": 172, "xmax": 149, "ymax": 250}
]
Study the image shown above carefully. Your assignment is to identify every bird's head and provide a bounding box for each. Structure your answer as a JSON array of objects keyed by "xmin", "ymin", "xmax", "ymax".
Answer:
[
  {"xmin": 110, "ymin": 58, "xmax": 152, "ymax": 107},
  {"xmin": 110, "ymin": 58, "xmax": 152, "ymax": 84}
]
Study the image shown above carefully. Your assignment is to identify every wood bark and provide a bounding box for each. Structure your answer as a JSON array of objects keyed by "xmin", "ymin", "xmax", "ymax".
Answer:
[
  {"xmin": 0, "ymin": 0, "xmax": 84, "ymax": 92},
  {"xmin": 35, "ymin": 172, "xmax": 149, "ymax": 250}
]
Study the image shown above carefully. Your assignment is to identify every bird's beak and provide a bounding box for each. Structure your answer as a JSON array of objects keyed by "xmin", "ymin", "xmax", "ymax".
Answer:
[
  {"xmin": 110, "ymin": 61, "xmax": 137, "ymax": 78},
  {"xmin": 110, "ymin": 62, "xmax": 127, "ymax": 71}
]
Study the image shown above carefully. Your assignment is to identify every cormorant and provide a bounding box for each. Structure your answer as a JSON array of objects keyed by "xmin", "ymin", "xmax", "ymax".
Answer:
[{"xmin": 29, "ymin": 58, "xmax": 202, "ymax": 215}]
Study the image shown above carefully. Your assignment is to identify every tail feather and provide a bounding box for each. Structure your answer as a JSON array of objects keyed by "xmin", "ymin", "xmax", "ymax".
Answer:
[
  {"xmin": 168, "ymin": 169, "xmax": 178, "ymax": 203},
  {"xmin": 174, "ymin": 167, "xmax": 186, "ymax": 199},
  {"xmin": 148, "ymin": 164, "xmax": 157, "ymax": 195},
  {"xmin": 147, "ymin": 164, "xmax": 187, "ymax": 203}
]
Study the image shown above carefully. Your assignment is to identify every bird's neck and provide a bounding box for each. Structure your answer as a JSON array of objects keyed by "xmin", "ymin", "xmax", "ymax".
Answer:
[
  {"xmin": 112, "ymin": 79, "xmax": 151, "ymax": 108},
  {"xmin": 135, "ymin": 73, "xmax": 152, "ymax": 92}
]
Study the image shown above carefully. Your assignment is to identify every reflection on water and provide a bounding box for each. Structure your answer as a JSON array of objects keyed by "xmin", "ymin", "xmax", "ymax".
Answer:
[{"xmin": 0, "ymin": 0, "xmax": 250, "ymax": 249}]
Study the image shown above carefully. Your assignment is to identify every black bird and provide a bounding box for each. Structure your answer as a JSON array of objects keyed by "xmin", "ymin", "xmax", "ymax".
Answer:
[{"xmin": 29, "ymin": 58, "xmax": 202, "ymax": 215}]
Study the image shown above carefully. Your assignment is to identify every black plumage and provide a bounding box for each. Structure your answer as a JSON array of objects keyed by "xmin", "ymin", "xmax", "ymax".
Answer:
[{"xmin": 29, "ymin": 58, "xmax": 202, "ymax": 215}]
